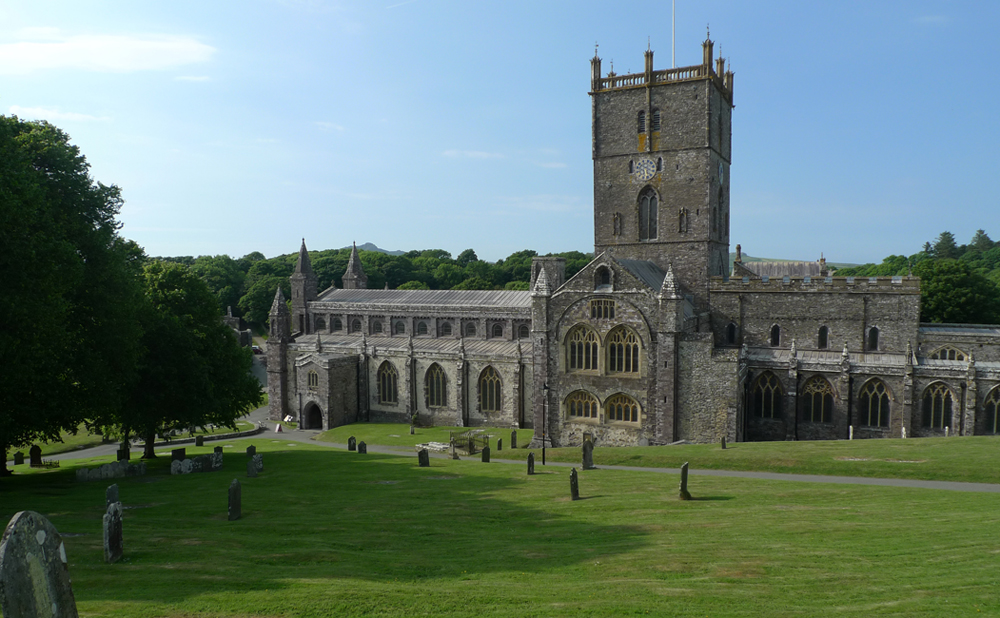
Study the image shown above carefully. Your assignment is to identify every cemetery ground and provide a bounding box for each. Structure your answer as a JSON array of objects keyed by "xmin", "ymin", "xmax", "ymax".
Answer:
[{"xmin": 2, "ymin": 437, "xmax": 999, "ymax": 617}]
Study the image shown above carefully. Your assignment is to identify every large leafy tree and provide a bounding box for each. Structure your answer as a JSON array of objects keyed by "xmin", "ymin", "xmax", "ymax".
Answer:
[
  {"xmin": 914, "ymin": 259, "xmax": 1000, "ymax": 324},
  {"xmin": 0, "ymin": 117, "xmax": 143, "ymax": 473}
]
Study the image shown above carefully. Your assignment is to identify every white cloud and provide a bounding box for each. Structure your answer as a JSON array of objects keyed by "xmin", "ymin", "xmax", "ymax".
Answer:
[
  {"xmin": 175, "ymin": 75, "xmax": 211, "ymax": 82},
  {"xmin": 8, "ymin": 105, "xmax": 110, "ymax": 122},
  {"xmin": 442, "ymin": 149, "xmax": 504, "ymax": 159},
  {"xmin": 0, "ymin": 32, "xmax": 215, "ymax": 74},
  {"xmin": 315, "ymin": 121, "xmax": 345, "ymax": 131}
]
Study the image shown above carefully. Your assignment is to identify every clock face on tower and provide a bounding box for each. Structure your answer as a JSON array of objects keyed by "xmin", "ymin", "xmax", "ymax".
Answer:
[{"xmin": 634, "ymin": 159, "xmax": 656, "ymax": 181}]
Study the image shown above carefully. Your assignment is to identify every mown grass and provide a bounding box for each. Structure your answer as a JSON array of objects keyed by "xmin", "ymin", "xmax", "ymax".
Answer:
[
  {"xmin": 1, "ymin": 439, "xmax": 998, "ymax": 617},
  {"xmin": 318, "ymin": 423, "xmax": 535, "ymax": 450}
]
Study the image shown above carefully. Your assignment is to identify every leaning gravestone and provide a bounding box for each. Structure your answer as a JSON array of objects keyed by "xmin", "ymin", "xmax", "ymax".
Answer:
[
  {"xmin": 418, "ymin": 449, "xmax": 430, "ymax": 467},
  {"xmin": 12, "ymin": 452, "xmax": 24, "ymax": 466},
  {"xmin": 29, "ymin": 445, "xmax": 42, "ymax": 467},
  {"xmin": 358, "ymin": 441, "xmax": 367, "ymax": 454},
  {"xmin": 246, "ymin": 460, "xmax": 258, "ymax": 478},
  {"xmin": 678, "ymin": 462, "xmax": 692, "ymax": 501},
  {"xmin": 511, "ymin": 430, "xmax": 517, "ymax": 449},
  {"xmin": 527, "ymin": 452, "xmax": 535, "ymax": 475},
  {"xmin": 171, "ymin": 448, "xmax": 186, "ymax": 461},
  {"xmin": 347, "ymin": 436, "xmax": 357, "ymax": 451},
  {"xmin": 481, "ymin": 446, "xmax": 490, "ymax": 463},
  {"xmin": 582, "ymin": 441, "xmax": 596, "ymax": 470},
  {"xmin": 0, "ymin": 511, "xmax": 79, "ymax": 617},
  {"xmin": 106, "ymin": 484, "xmax": 119, "ymax": 507},
  {"xmin": 246, "ymin": 444, "xmax": 256, "ymax": 457},
  {"xmin": 228, "ymin": 479, "xmax": 241, "ymax": 521},
  {"xmin": 103, "ymin": 502, "xmax": 123, "ymax": 563},
  {"xmin": 570, "ymin": 468, "xmax": 580, "ymax": 501}
]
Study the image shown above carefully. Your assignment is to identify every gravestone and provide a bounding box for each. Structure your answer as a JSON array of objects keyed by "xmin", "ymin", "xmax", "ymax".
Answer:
[
  {"xmin": 481, "ymin": 446, "xmax": 490, "ymax": 463},
  {"xmin": 582, "ymin": 441, "xmax": 596, "ymax": 470},
  {"xmin": 410, "ymin": 425, "xmax": 415, "ymax": 435},
  {"xmin": 721, "ymin": 436, "xmax": 727, "ymax": 450},
  {"xmin": 252, "ymin": 454, "xmax": 263, "ymax": 472},
  {"xmin": 103, "ymin": 502, "xmax": 124, "ymax": 563},
  {"xmin": 0, "ymin": 511, "xmax": 79, "ymax": 617},
  {"xmin": 228, "ymin": 479, "xmax": 241, "ymax": 521},
  {"xmin": 246, "ymin": 460, "xmax": 257, "ymax": 478},
  {"xmin": 497, "ymin": 438, "xmax": 502, "ymax": 451},
  {"xmin": 511, "ymin": 430, "xmax": 517, "ymax": 449},
  {"xmin": 347, "ymin": 436, "xmax": 357, "ymax": 451},
  {"xmin": 195, "ymin": 436, "xmax": 204, "ymax": 447},
  {"xmin": 418, "ymin": 449, "xmax": 430, "ymax": 467},
  {"xmin": 29, "ymin": 445, "xmax": 42, "ymax": 467},
  {"xmin": 246, "ymin": 445, "xmax": 256, "ymax": 457},
  {"xmin": 171, "ymin": 448, "xmax": 186, "ymax": 461},
  {"xmin": 527, "ymin": 452, "xmax": 535, "ymax": 475},
  {"xmin": 678, "ymin": 462, "xmax": 692, "ymax": 500},
  {"xmin": 901, "ymin": 427, "xmax": 907, "ymax": 439},
  {"xmin": 214, "ymin": 446, "xmax": 223, "ymax": 454},
  {"xmin": 12, "ymin": 452, "xmax": 23, "ymax": 466},
  {"xmin": 358, "ymin": 441, "xmax": 367, "ymax": 454},
  {"xmin": 570, "ymin": 468, "xmax": 580, "ymax": 501},
  {"xmin": 106, "ymin": 484, "xmax": 119, "ymax": 507},
  {"xmin": 118, "ymin": 443, "xmax": 130, "ymax": 461}
]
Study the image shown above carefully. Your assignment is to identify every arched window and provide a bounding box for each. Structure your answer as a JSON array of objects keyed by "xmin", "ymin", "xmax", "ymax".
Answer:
[
  {"xmin": 639, "ymin": 188, "xmax": 658, "ymax": 240},
  {"xmin": 372, "ymin": 321, "xmax": 383, "ymax": 334},
  {"xmin": 479, "ymin": 366, "xmax": 502, "ymax": 413},
  {"xmin": 607, "ymin": 326, "xmax": 640, "ymax": 374},
  {"xmin": 566, "ymin": 325, "xmax": 599, "ymax": 372},
  {"xmin": 394, "ymin": 321, "xmax": 406, "ymax": 335},
  {"xmin": 332, "ymin": 317, "xmax": 343, "ymax": 331},
  {"xmin": 922, "ymin": 383, "xmax": 953, "ymax": 429},
  {"xmin": 651, "ymin": 109, "xmax": 661, "ymax": 131},
  {"xmin": 818, "ymin": 326, "xmax": 829, "ymax": 349},
  {"xmin": 929, "ymin": 346, "xmax": 965, "ymax": 361},
  {"xmin": 867, "ymin": 327, "xmax": 879, "ymax": 351},
  {"xmin": 464, "ymin": 322, "xmax": 477, "ymax": 337},
  {"xmin": 566, "ymin": 391, "xmax": 599, "ymax": 419},
  {"xmin": 416, "ymin": 321, "xmax": 428, "ymax": 336},
  {"xmin": 801, "ymin": 376, "xmax": 834, "ymax": 423},
  {"xmin": 426, "ymin": 363, "xmax": 446, "ymax": 408},
  {"xmin": 637, "ymin": 110, "xmax": 646, "ymax": 134},
  {"xmin": 770, "ymin": 325, "xmax": 781, "ymax": 347},
  {"xmin": 440, "ymin": 322, "xmax": 452, "ymax": 337},
  {"xmin": 518, "ymin": 324, "xmax": 530, "ymax": 339},
  {"xmin": 752, "ymin": 372, "xmax": 783, "ymax": 419},
  {"xmin": 606, "ymin": 393, "xmax": 639, "ymax": 423},
  {"xmin": 377, "ymin": 362, "xmax": 398, "ymax": 405},
  {"xmin": 859, "ymin": 379, "xmax": 890, "ymax": 427},
  {"xmin": 985, "ymin": 387, "xmax": 1000, "ymax": 434},
  {"xmin": 350, "ymin": 319, "xmax": 362, "ymax": 333},
  {"xmin": 315, "ymin": 317, "xmax": 326, "ymax": 331},
  {"xmin": 491, "ymin": 323, "xmax": 503, "ymax": 338},
  {"xmin": 307, "ymin": 370, "xmax": 319, "ymax": 391},
  {"xmin": 595, "ymin": 266, "xmax": 611, "ymax": 288},
  {"xmin": 628, "ymin": 160, "xmax": 634, "ymax": 174},
  {"xmin": 656, "ymin": 157, "xmax": 662, "ymax": 171},
  {"xmin": 726, "ymin": 322, "xmax": 737, "ymax": 345}
]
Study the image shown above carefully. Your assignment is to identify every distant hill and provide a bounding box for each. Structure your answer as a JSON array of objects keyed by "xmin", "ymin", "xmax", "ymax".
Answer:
[{"xmin": 342, "ymin": 242, "xmax": 405, "ymax": 256}]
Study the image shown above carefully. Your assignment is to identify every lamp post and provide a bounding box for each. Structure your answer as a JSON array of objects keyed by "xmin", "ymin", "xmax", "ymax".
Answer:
[{"xmin": 542, "ymin": 382, "xmax": 549, "ymax": 465}]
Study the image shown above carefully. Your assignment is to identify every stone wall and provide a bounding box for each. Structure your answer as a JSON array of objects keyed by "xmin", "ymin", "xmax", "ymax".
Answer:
[{"xmin": 676, "ymin": 338, "xmax": 738, "ymax": 442}]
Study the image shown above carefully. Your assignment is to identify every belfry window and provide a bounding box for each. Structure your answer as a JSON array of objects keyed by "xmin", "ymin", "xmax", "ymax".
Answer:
[
  {"xmin": 637, "ymin": 111, "xmax": 646, "ymax": 133},
  {"xmin": 651, "ymin": 109, "xmax": 660, "ymax": 131},
  {"xmin": 638, "ymin": 188, "xmax": 658, "ymax": 240},
  {"xmin": 859, "ymin": 380, "xmax": 890, "ymax": 427},
  {"xmin": 922, "ymin": 383, "xmax": 953, "ymax": 429},
  {"xmin": 377, "ymin": 362, "xmax": 398, "ymax": 405}
]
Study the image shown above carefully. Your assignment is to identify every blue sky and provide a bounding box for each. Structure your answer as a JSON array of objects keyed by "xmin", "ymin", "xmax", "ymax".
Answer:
[{"xmin": 1, "ymin": 1, "xmax": 997, "ymax": 263}]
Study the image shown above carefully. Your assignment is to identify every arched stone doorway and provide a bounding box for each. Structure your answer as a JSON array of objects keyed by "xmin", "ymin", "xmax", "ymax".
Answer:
[{"xmin": 303, "ymin": 402, "xmax": 324, "ymax": 430}]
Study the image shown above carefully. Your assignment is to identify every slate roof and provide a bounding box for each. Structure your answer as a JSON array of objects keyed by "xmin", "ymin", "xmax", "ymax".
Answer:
[
  {"xmin": 742, "ymin": 261, "xmax": 824, "ymax": 278},
  {"xmin": 919, "ymin": 324, "xmax": 1000, "ymax": 337},
  {"xmin": 293, "ymin": 333, "xmax": 530, "ymax": 357},
  {"xmin": 314, "ymin": 288, "xmax": 532, "ymax": 308},
  {"xmin": 616, "ymin": 259, "xmax": 666, "ymax": 290},
  {"xmin": 746, "ymin": 348, "xmax": 906, "ymax": 366}
]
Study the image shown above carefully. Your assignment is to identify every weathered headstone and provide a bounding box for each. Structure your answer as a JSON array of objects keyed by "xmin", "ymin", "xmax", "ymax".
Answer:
[
  {"xmin": 29, "ymin": 445, "xmax": 42, "ymax": 467},
  {"xmin": 252, "ymin": 454, "xmax": 263, "ymax": 472},
  {"xmin": 678, "ymin": 462, "xmax": 692, "ymax": 500},
  {"xmin": 527, "ymin": 452, "xmax": 535, "ymax": 475},
  {"xmin": 0, "ymin": 511, "xmax": 79, "ymax": 617},
  {"xmin": 901, "ymin": 427, "xmax": 907, "ymax": 439},
  {"xmin": 570, "ymin": 468, "xmax": 580, "ymax": 500},
  {"xmin": 497, "ymin": 438, "xmax": 502, "ymax": 451},
  {"xmin": 119, "ymin": 443, "xmax": 130, "ymax": 461},
  {"xmin": 409, "ymin": 425, "xmax": 415, "ymax": 435},
  {"xmin": 358, "ymin": 441, "xmax": 367, "ymax": 454},
  {"xmin": 12, "ymin": 452, "xmax": 23, "ymax": 466},
  {"xmin": 418, "ymin": 449, "xmax": 430, "ymax": 467},
  {"xmin": 347, "ymin": 436, "xmax": 357, "ymax": 451},
  {"xmin": 721, "ymin": 436, "xmax": 727, "ymax": 450},
  {"xmin": 246, "ymin": 460, "xmax": 258, "ymax": 478},
  {"xmin": 246, "ymin": 445, "xmax": 256, "ymax": 457},
  {"xmin": 171, "ymin": 448, "xmax": 186, "ymax": 461},
  {"xmin": 228, "ymin": 479, "xmax": 241, "ymax": 521},
  {"xmin": 106, "ymin": 484, "xmax": 119, "ymax": 507},
  {"xmin": 849, "ymin": 426, "xmax": 854, "ymax": 440},
  {"xmin": 195, "ymin": 435, "xmax": 204, "ymax": 447},
  {"xmin": 481, "ymin": 446, "xmax": 490, "ymax": 463},
  {"xmin": 170, "ymin": 460, "xmax": 182, "ymax": 475},
  {"xmin": 582, "ymin": 441, "xmax": 596, "ymax": 470},
  {"xmin": 214, "ymin": 446, "xmax": 223, "ymax": 454},
  {"xmin": 511, "ymin": 430, "xmax": 517, "ymax": 449},
  {"xmin": 103, "ymin": 502, "xmax": 124, "ymax": 563}
]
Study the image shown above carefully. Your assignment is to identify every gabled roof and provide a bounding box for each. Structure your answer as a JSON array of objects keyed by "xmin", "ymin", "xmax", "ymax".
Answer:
[
  {"xmin": 315, "ymin": 288, "xmax": 531, "ymax": 309},
  {"xmin": 615, "ymin": 259, "xmax": 667, "ymax": 290}
]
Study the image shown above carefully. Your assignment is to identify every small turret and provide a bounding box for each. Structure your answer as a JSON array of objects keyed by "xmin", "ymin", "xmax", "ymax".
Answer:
[
  {"xmin": 290, "ymin": 238, "xmax": 318, "ymax": 333},
  {"xmin": 269, "ymin": 287, "xmax": 290, "ymax": 342},
  {"xmin": 342, "ymin": 242, "xmax": 368, "ymax": 290},
  {"xmin": 702, "ymin": 31, "xmax": 714, "ymax": 67}
]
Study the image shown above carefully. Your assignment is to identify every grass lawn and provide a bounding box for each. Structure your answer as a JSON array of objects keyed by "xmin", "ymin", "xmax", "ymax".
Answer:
[
  {"xmin": 318, "ymin": 423, "xmax": 534, "ymax": 450},
  {"xmin": 1, "ymin": 439, "xmax": 997, "ymax": 617}
]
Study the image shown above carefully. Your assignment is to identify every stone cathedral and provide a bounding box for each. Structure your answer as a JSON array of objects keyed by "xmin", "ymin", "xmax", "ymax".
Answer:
[{"xmin": 268, "ymin": 36, "xmax": 1000, "ymax": 445}]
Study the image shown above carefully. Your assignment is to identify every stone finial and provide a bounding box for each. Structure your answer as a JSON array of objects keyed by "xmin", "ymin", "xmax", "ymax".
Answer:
[
  {"xmin": 842, "ymin": 342, "xmax": 849, "ymax": 359},
  {"xmin": 659, "ymin": 265, "xmax": 681, "ymax": 299},
  {"xmin": 789, "ymin": 339, "xmax": 797, "ymax": 358},
  {"xmin": 735, "ymin": 244, "xmax": 742, "ymax": 263},
  {"xmin": 905, "ymin": 341, "xmax": 913, "ymax": 365},
  {"xmin": 531, "ymin": 266, "xmax": 551, "ymax": 297},
  {"xmin": 294, "ymin": 238, "xmax": 314, "ymax": 275}
]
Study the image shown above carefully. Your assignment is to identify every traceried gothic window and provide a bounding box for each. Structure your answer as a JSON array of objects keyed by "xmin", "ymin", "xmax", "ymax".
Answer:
[
  {"xmin": 307, "ymin": 370, "xmax": 319, "ymax": 391},
  {"xmin": 637, "ymin": 110, "xmax": 646, "ymax": 133},
  {"xmin": 752, "ymin": 372, "xmax": 783, "ymax": 419},
  {"xmin": 929, "ymin": 346, "xmax": 965, "ymax": 361},
  {"xmin": 651, "ymin": 109, "xmax": 661, "ymax": 131},
  {"xmin": 440, "ymin": 322, "xmax": 452, "ymax": 337},
  {"xmin": 394, "ymin": 321, "xmax": 406, "ymax": 335},
  {"xmin": 985, "ymin": 387, "xmax": 1000, "ymax": 434},
  {"xmin": 922, "ymin": 383, "xmax": 953, "ymax": 429},
  {"xmin": 332, "ymin": 317, "xmax": 343, "ymax": 331},
  {"xmin": 426, "ymin": 363, "xmax": 446, "ymax": 408},
  {"xmin": 464, "ymin": 322, "xmax": 477, "ymax": 337},
  {"xmin": 590, "ymin": 299, "xmax": 615, "ymax": 319},
  {"xmin": 800, "ymin": 376, "xmax": 834, "ymax": 423},
  {"xmin": 518, "ymin": 324, "xmax": 530, "ymax": 339},
  {"xmin": 492, "ymin": 323, "xmax": 503, "ymax": 338},
  {"xmin": 350, "ymin": 319, "xmax": 362, "ymax": 333},
  {"xmin": 479, "ymin": 366, "xmax": 502, "ymax": 413},
  {"xmin": 377, "ymin": 362, "xmax": 398, "ymax": 405},
  {"xmin": 638, "ymin": 188, "xmax": 658, "ymax": 240},
  {"xmin": 726, "ymin": 322, "xmax": 737, "ymax": 345},
  {"xmin": 818, "ymin": 326, "xmax": 829, "ymax": 350},
  {"xmin": 606, "ymin": 326, "xmax": 640, "ymax": 374},
  {"xmin": 770, "ymin": 325, "xmax": 781, "ymax": 347},
  {"xmin": 566, "ymin": 325, "xmax": 599, "ymax": 372},
  {"xmin": 606, "ymin": 393, "xmax": 639, "ymax": 423},
  {"xmin": 315, "ymin": 317, "xmax": 326, "ymax": 331},
  {"xmin": 416, "ymin": 321, "xmax": 428, "ymax": 335},
  {"xmin": 867, "ymin": 327, "xmax": 879, "ymax": 351},
  {"xmin": 566, "ymin": 391, "xmax": 599, "ymax": 420},
  {"xmin": 859, "ymin": 379, "xmax": 890, "ymax": 427}
]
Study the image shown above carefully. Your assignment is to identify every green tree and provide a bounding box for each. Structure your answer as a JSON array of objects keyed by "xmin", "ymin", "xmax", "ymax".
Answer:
[
  {"xmin": 190, "ymin": 254, "xmax": 246, "ymax": 316},
  {"xmin": 456, "ymin": 249, "xmax": 479, "ymax": 266},
  {"xmin": 452, "ymin": 276, "xmax": 493, "ymax": 290},
  {"xmin": 239, "ymin": 275, "xmax": 290, "ymax": 328},
  {"xmin": 914, "ymin": 259, "xmax": 1000, "ymax": 324},
  {"xmin": 932, "ymin": 231, "xmax": 959, "ymax": 260},
  {"xmin": 398, "ymin": 280, "xmax": 431, "ymax": 290},
  {"xmin": 970, "ymin": 229, "xmax": 994, "ymax": 253}
]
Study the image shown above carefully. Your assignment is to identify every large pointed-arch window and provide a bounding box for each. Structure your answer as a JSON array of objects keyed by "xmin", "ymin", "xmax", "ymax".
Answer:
[
  {"xmin": 752, "ymin": 372, "xmax": 783, "ymax": 419},
  {"xmin": 801, "ymin": 376, "xmax": 834, "ymax": 423},
  {"xmin": 377, "ymin": 362, "xmax": 398, "ymax": 405},
  {"xmin": 606, "ymin": 393, "xmax": 640, "ymax": 423},
  {"xmin": 426, "ymin": 364, "xmax": 446, "ymax": 408},
  {"xmin": 859, "ymin": 379, "xmax": 890, "ymax": 427},
  {"xmin": 566, "ymin": 325, "xmax": 599, "ymax": 372},
  {"xmin": 639, "ymin": 188, "xmax": 658, "ymax": 240},
  {"xmin": 922, "ymin": 383, "xmax": 953, "ymax": 429},
  {"xmin": 566, "ymin": 391, "xmax": 599, "ymax": 419},
  {"xmin": 984, "ymin": 387, "xmax": 1000, "ymax": 434},
  {"xmin": 479, "ymin": 366, "xmax": 502, "ymax": 413},
  {"xmin": 607, "ymin": 326, "xmax": 640, "ymax": 374}
]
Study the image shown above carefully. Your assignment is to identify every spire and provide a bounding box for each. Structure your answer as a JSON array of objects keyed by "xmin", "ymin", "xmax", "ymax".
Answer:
[
  {"xmin": 659, "ymin": 265, "xmax": 681, "ymax": 299},
  {"xmin": 342, "ymin": 241, "xmax": 368, "ymax": 290},
  {"xmin": 270, "ymin": 287, "xmax": 288, "ymax": 315},
  {"xmin": 531, "ymin": 266, "xmax": 551, "ymax": 297},
  {"xmin": 294, "ymin": 238, "xmax": 314, "ymax": 275}
]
